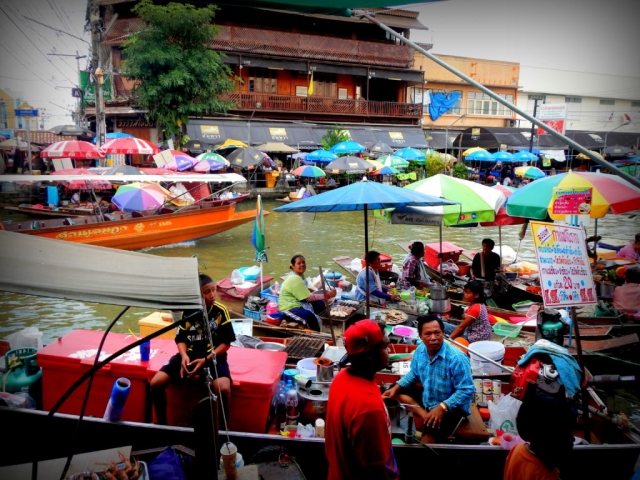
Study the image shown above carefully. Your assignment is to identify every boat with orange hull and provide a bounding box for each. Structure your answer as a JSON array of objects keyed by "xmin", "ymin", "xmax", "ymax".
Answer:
[{"xmin": 1, "ymin": 202, "xmax": 262, "ymax": 250}]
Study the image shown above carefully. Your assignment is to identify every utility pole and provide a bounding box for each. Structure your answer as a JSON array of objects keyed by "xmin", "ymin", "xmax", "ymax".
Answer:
[
  {"xmin": 529, "ymin": 99, "xmax": 538, "ymax": 153},
  {"xmin": 89, "ymin": 0, "xmax": 106, "ymax": 147}
]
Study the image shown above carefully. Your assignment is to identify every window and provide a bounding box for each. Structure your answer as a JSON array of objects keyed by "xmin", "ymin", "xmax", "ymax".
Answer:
[
  {"xmin": 466, "ymin": 91, "xmax": 513, "ymax": 116},
  {"xmin": 631, "ymin": 101, "xmax": 640, "ymax": 108},
  {"xmin": 565, "ymin": 97, "xmax": 582, "ymax": 120},
  {"xmin": 598, "ymin": 99, "xmax": 615, "ymax": 122},
  {"xmin": 311, "ymin": 73, "xmax": 337, "ymax": 97},
  {"xmin": 248, "ymin": 68, "xmax": 277, "ymax": 94}
]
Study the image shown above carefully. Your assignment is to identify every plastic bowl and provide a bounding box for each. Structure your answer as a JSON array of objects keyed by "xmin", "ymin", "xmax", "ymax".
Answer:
[
  {"xmin": 239, "ymin": 266, "xmax": 258, "ymax": 280},
  {"xmin": 296, "ymin": 358, "xmax": 317, "ymax": 379}
]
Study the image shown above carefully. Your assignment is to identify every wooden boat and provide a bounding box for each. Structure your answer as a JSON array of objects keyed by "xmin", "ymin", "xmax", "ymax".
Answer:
[
  {"xmin": 4, "ymin": 204, "xmax": 110, "ymax": 218},
  {"xmin": 0, "ymin": 202, "xmax": 261, "ymax": 250}
]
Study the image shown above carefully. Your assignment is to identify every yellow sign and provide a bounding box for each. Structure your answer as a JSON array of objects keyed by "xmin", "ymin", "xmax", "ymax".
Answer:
[
  {"xmin": 471, "ymin": 128, "xmax": 481, "ymax": 136},
  {"xmin": 389, "ymin": 132, "xmax": 404, "ymax": 140},
  {"xmin": 269, "ymin": 128, "xmax": 287, "ymax": 136},
  {"xmin": 200, "ymin": 125, "xmax": 220, "ymax": 135},
  {"xmin": 17, "ymin": 102, "xmax": 34, "ymax": 109}
]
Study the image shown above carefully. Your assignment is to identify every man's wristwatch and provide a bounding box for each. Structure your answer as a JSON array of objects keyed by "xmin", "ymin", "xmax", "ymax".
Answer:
[{"xmin": 440, "ymin": 402, "xmax": 449, "ymax": 412}]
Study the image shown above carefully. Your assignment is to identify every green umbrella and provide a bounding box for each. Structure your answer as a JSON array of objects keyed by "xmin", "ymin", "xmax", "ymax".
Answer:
[{"xmin": 379, "ymin": 154, "xmax": 409, "ymax": 170}]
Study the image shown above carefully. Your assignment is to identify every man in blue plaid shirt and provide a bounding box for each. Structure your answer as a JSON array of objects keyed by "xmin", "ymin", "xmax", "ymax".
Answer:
[{"xmin": 383, "ymin": 315, "xmax": 474, "ymax": 441}]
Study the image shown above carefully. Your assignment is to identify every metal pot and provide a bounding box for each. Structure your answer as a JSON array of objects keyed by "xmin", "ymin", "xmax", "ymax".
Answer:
[
  {"xmin": 314, "ymin": 357, "xmax": 335, "ymax": 382},
  {"xmin": 255, "ymin": 341, "xmax": 286, "ymax": 352},
  {"xmin": 598, "ymin": 282, "xmax": 616, "ymax": 298},
  {"xmin": 430, "ymin": 285, "xmax": 448, "ymax": 300},
  {"xmin": 429, "ymin": 298, "xmax": 451, "ymax": 313}
]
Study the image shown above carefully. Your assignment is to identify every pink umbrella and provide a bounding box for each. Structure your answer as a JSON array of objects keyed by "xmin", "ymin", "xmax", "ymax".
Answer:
[
  {"xmin": 41, "ymin": 141, "xmax": 105, "ymax": 159},
  {"xmin": 100, "ymin": 137, "xmax": 160, "ymax": 155},
  {"xmin": 50, "ymin": 168, "xmax": 112, "ymax": 190},
  {"xmin": 161, "ymin": 150, "xmax": 197, "ymax": 171}
]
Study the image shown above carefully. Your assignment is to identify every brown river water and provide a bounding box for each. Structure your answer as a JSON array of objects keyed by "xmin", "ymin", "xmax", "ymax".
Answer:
[{"xmin": 1, "ymin": 199, "xmax": 638, "ymax": 345}]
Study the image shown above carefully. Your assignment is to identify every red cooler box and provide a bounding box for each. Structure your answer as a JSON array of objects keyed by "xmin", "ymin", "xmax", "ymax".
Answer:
[
  {"xmin": 425, "ymin": 242, "xmax": 463, "ymax": 270},
  {"xmin": 37, "ymin": 329, "xmax": 175, "ymax": 422},
  {"xmin": 147, "ymin": 345, "xmax": 287, "ymax": 432}
]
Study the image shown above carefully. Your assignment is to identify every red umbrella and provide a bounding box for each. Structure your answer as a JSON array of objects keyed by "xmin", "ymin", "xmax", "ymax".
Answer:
[
  {"xmin": 50, "ymin": 168, "xmax": 112, "ymax": 190},
  {"xmin": 100, "ymin": 137, "xmax": 160, "ymax": 155},
  {"xmin": 41, "ymin": 141, "xmax": 105, "ymax": 159}
]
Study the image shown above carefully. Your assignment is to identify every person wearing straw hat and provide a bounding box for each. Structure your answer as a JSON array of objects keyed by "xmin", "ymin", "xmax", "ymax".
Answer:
[
  {"xmin": 325, "ymin": 319, "xmax": 399, "ymax": 480},
  {"xmin": 150, "ymin": 274, "xmax": 235, "ymax": 425}
]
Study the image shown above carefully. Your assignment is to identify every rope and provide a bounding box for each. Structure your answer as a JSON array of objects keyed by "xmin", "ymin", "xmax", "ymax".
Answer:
[{"xmin": 583, "ymin": 350, "xmax": 640, "ymax": 367}]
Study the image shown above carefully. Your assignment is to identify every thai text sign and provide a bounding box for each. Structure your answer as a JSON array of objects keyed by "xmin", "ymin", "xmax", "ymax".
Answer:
[
  {"xmin": 536, "ymin": 103, "xmax": 567, "ymax": 136},
  {"xmin": 530, "ymin": 222, "xmax": 596, "ymax": 307},
  {"xmin": 551, "ymin": 187, "xmax": 593, "ymax": 215}
]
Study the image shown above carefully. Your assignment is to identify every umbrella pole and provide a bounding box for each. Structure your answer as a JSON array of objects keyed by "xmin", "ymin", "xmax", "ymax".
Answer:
[
  {"xmin": 499, "ymin": 225, "xmax": 503, "ymax": 265},
  {"xmin": 364, "ymin": 205, "xmax": 370, "ymax": 318},
  {"xmin": 318, "ymin": 266, "xmax": 336, "ymax": 345},
  {"xmin": 593, "ymin": 219, "xmax": 598, "ymax": 259},
  {"xmin": 570, "ymin": 306, "xmax": 591, "ymax": 441},
  {"xmin": 439, "ymin": 222, "xmax": 443, "ymax": 279}
]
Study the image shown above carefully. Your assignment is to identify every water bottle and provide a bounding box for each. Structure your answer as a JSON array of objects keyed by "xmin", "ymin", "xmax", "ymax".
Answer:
[
  {"xmin": 276, "ymin": 393, "xmax": 287, "ymax": 431},
  {"xmin": 285, "ymin": 386, "xmax": 299, "ymax": 425},
  {"xmin": 16, "ymin": 387, "xmax": 36, "ymax": 409}
]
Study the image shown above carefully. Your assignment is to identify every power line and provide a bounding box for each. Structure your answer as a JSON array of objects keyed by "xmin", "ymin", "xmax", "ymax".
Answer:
[{"xmin": 23, "ymin": 14, "xmax": 90, "ymax": 45}]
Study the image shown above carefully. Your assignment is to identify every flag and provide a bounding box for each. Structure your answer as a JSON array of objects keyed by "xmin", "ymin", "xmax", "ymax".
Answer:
[
  {"xmin": 251, "ymin": 195, "xmax": 267, "ymax": 262},
  {"xmin": 608, "ymin": 112, "xmax": 614, "ymax": 121},
  {"xmin": 308, "ymin": 70, "xmax": 314, "ymax": 96},
  {"xmin": 624, "ymin": 113, "xmax": 632, "ymax": 123}
]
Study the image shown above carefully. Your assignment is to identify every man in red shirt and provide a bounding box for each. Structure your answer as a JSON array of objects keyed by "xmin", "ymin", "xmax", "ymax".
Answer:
[{"xmin": 325, "ymin": 320, "xmax": 399, "ymax": 480}]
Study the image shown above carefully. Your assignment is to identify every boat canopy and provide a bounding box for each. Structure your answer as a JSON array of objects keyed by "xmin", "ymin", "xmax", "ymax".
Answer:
[{"xmin": 0, "ymin": 231, "xmax": 203, "ymax": 310}]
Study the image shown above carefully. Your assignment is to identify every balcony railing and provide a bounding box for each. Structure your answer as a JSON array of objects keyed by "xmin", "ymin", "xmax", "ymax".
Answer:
[{"xmin": 223, "ymin": 93, "xmax": 422, "ymax": 118}]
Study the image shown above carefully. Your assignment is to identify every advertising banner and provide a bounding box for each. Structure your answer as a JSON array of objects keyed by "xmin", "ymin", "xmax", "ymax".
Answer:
[
  {"xmin": 536, "ymin": 103, "xmax": 567, "ymax": 136},
  {"xmin": 530, "ymin": 222, "xmax": 597, "ymax": 307},
  {"xmin": 551, "ymin": 187, "xmax": 593, "ymax": 215}
]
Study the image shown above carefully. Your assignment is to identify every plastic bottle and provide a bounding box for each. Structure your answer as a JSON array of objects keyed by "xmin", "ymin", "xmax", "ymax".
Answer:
[
  {"xmin": 315, "ymin": 418, "xmax": 325, "ymax": 438},
  {"xmin": 285, "ymin": 385, "xmax": 300, "ymax": 425},
  {"xmin": 276, "ymin": 393, "xmax": 287, "ymax": 431},
  {"xmin": 16, "ymin": 387, "xmax": 36, "ymax": 409}
]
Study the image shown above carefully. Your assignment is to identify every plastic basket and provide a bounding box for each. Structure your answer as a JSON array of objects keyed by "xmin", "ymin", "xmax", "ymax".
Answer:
[
  {"xmin": 243, "ymin": 307, "xmax": 265, "ymax": 320},
  {"xmin": 260, "ymin": 287, "xmax": 279, "ymax": 303},
  {"xmin": 492, "ymin": 322, "xmax": 523, "ymax": 338}
]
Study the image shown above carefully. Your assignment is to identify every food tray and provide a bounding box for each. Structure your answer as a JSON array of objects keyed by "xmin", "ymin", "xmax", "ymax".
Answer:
[
  {"xmin": 284, "ymin": 335, "xmax": 326, "ymax": 363},
  {"xmin": 370, "ymin": 307, "xmax": 410, "ymax": 325},
  {"xmin": 492, "ymin": 322, "xmax": 523, "ymax": 338},
  {"xmin": 322, "ymin": 300, "xmax": 363, "ymax": 322}
]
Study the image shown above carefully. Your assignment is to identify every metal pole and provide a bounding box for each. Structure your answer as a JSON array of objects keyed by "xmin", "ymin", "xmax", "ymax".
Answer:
[
  {"xmin": 360, "ymin": 12, "xmax": 640, "ymax": 189},
  {"xmin": 529, "ymin": 99, "xmax": 538, "ymax": 153},
  {"xmin": 444, "ymin": 113, "xmax": 467, "ymax": 157},
  {"xmin": 26, "ymin": 118, "xmax": 32, "ymax": 175},
  {"xmin": 570, "ymin": 306, "xmax": 590, "ymax": 441},
  {"xmin": 604, "ymin": 121, "xmax": 630, "ymax": 151}
]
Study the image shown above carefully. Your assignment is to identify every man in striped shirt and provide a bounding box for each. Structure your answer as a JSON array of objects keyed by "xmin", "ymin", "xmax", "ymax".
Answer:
[{"xmin": 383, "ymin": 315, "xmax": 474, "ymax": 441}]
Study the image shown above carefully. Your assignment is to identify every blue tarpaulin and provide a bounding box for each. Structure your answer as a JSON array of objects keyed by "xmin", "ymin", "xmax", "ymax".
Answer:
[{"xmin": 428, "ymin": 91, "xmax": 462, "ymax": 121}]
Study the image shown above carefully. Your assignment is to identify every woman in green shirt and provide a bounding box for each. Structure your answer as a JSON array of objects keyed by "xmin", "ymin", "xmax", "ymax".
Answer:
[{"xmin": 278, "ymin": 254, "xmax": 337, "ymax": 331}]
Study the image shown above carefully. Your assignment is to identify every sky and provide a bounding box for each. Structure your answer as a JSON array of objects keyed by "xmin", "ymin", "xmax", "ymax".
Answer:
[
  {"xmin": 406, "ymin": 0, "xmax": 640, "ymax": 77},
  {"xmin": 0, "ymin": 0, "xmax": 638, "ymax": 130}
]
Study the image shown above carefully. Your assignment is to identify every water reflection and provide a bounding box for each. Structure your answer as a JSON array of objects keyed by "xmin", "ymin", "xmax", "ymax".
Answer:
[{"xmin": 1, "ymin": 200, "xmax": 639, "ymax": 345}]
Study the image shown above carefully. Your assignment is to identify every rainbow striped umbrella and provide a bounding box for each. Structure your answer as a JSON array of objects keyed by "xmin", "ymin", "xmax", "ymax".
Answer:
[
  {"xmin": 291, "ymin": 165, "xmax": 326, "ymax": 178},
  {"xmin": 514, "ymin": 166, "xmax": 546, "ymax": 179}
]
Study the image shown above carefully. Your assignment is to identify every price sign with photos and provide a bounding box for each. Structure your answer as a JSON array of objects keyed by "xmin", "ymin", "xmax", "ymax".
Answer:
[{"xmin": 530, "ymin": 221, "xmax": 597, "ymax": 307}]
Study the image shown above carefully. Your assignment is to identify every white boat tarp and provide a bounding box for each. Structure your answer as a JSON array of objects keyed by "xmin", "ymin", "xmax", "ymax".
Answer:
[{"xmin": 0, "ymin": 230, "xmax": 203, "ymax": 310}]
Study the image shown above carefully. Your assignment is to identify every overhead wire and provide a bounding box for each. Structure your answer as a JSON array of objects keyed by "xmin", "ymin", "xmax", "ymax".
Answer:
[{"xmin": 0, "ymin": 3, "xmax": 77, "ymax": 86}]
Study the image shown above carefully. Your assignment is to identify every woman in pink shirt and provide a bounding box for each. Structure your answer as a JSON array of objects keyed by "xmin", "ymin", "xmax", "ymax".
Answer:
[{"xmin": 617, "ymin": 233, "xmax": 640, "ymax": 262}]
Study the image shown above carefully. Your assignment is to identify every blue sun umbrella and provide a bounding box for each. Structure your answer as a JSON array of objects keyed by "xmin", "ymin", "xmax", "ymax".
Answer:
[
  {"xmin": 274, "ymin": 179, "xmax": 458, "ymax": 317},
  {"xmin": 465, "ymin": 150, "xmax": 494, "ymax": 162},
  {"xmin": 512, "ymin": 151, "xmax": 539, "ymax": 162},
  {"xmin": 92, "ymin": 132, "xmax": 135, "ymax": 144},
  {"xmin": 330, "ymin": 141, "xmax": 366, "ymax": 155},
  {"xmin": 305, "ymin": 149, "xmax": 338, "ymax": 163},
  {"xmin": 490, "ymin": 151, "xmax": 514, "ymax": 163},
  {"xmin": 394, "ymin": 147, "xmax": 425, "ymax": 162}
]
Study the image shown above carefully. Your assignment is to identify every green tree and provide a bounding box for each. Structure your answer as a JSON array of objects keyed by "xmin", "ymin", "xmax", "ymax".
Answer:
[
  {"xmin": 424, "ymin": 153, "xmax": 446, "ymax": 177},
  {"xmin": 452, "ymin": 161, "xmax": 469, "ymax": 179},
  {"xmin": 321, "ymin": 125, "xmax": 350, "ymax": 150},
  {"xmin": 121, "ymin": 0, "xmax": 236, "ymax": 146}
]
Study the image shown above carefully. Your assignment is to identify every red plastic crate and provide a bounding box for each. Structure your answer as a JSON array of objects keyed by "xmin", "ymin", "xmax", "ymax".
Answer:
[
  {"xmin": 37, "ymin": 330, "xmax": 174, "ymax": 422},
  {"xmin": 361, "ymin": 253, "xmax": 394, "ymax": 272},
  {"xmin": 147, "ymin": 345, "xmax": 287, "ymax": 432},
  {"xmin": 424, "ymin": 242, "xmax": 463, "ymax": 270}
]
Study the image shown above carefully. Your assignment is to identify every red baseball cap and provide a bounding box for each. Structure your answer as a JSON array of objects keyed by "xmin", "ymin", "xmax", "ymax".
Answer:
[{"xmin": 343, "ymin": 319, "xmax": 384, "ymax": 356}]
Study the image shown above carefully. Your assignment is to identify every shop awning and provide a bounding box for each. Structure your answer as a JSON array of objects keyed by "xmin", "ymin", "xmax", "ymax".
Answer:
[{"xmin": 187, "ymin": 119, "xmax": 429, "ymax": 150}]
